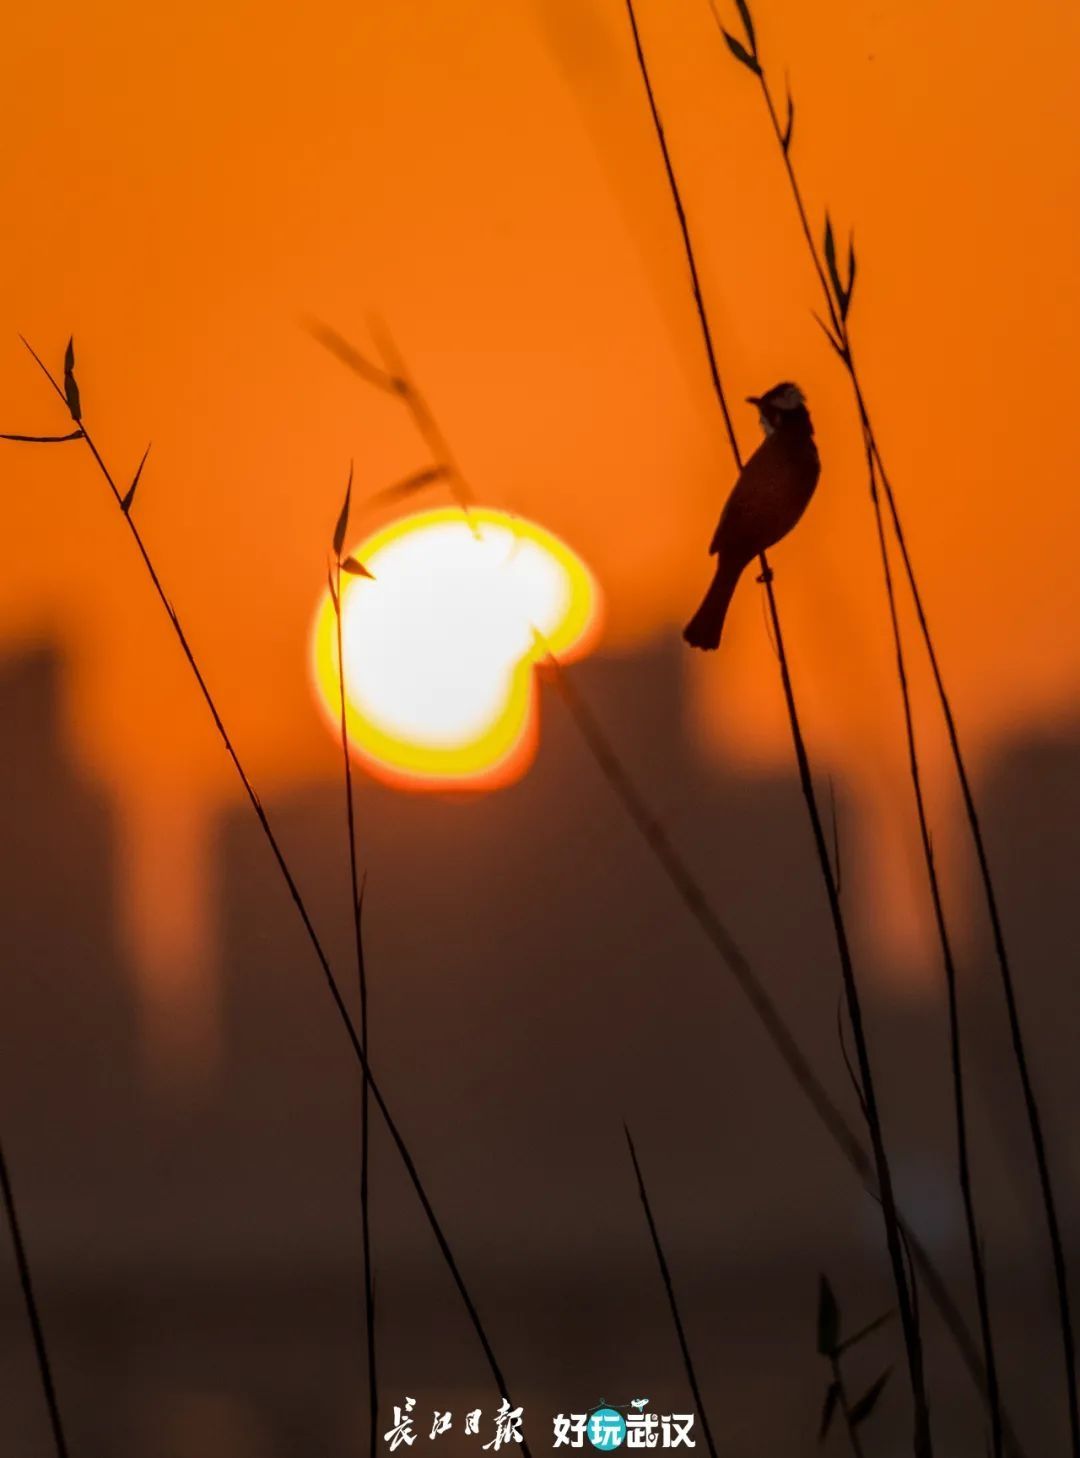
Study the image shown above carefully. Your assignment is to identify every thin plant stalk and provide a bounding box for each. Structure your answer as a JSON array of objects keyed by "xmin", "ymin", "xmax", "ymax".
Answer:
[
  {"xmin": 0, "ymin": 1137, "xmax": 69, "ymax": 1458},
  {"xmin": 868, "ymin": 354, "xmax": 1076, "ymax": 1454},
  {"xmin": 829, "ymin": 1358, "xmax": 866, "ymax": 1458},
  {"xmin": 621, "ymin": 4, "xmax": 930, "ymax": 1452},
  {"xmin": 859, "ymin": 361, "xmax": 1075, "ymax": 1457},
  {"xmin": 864, "ymin": 440, "xmax": 1002, "ymax": 1454},
  {"xmin": 817, "ymin": 1277, "xmax": 893, "ymax": 1452},
  {"xmin": 821, "ymin": 1340, "xmax": 867, "ymax": 1458},
  {"xmin": 311, "ymin": 326, "xmax": 1025, "ymax": 1458},
  {"xmin": 710, "ymin": 5, "xmax": 1071, "ymax": 1445},
  {"xmin": 756, "ymin": 35, "xmax": 1076, "ymax": 1458},
  {"xmin": 624, "ymin": 1126, "xmax": 719, "ymax": 1458},
  {"xmin": 331, "ymin": 535, "xmax": 378, "ymax": 1458},
  {"xmin": 8, "ymin": 342, "xmax": 526, "ymax": 1449},
  {"xmin": 306, "ymin": 318, "xmax": 467, "ymax": 525}
]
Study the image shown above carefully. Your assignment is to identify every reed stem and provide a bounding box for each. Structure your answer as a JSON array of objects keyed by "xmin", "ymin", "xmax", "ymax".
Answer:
[
  {"xmin": 333, "ymin": 557, "xmax": 378, "ymax": 1457},
  {"xmin": 0, "ymin": 1136, "xmax": 69, "ymax": 1458},
  {"xmin": 624, "ymin": 1125, "xmax": 719, "ymax": 1458},
  {"xmin": 11, "ymin": 342, "xmax": 525, "ymax": 1451},
  {"xmin": 622, "ymin": 4, "xmax": 930, "ymax": 1450},
  {"xmin": 862, "ymin": 438, "xmax": 1002, "ymax": 1454}
]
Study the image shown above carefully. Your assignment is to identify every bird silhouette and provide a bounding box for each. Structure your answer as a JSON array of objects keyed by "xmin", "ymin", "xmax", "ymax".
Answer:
[{"xmin": 683, "ymin": 382, "xmax": 820, "ymax": 651}]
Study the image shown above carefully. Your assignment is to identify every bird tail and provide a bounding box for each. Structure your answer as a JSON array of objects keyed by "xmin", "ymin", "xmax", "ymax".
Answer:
[{"xmin": 683, "ymin": 558, "xmax": 742, "ymax": 651}]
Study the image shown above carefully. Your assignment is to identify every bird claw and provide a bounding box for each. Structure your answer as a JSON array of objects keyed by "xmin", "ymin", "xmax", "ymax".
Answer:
[{"xmin": 756, "ymin": 566, "xmax": 774, "ymax": 584}]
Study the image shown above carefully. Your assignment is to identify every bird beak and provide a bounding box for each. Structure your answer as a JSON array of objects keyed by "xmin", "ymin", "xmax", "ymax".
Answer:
[{"xmin": 746, "ymin": 395, "xmax": 761, "ymax": 406}]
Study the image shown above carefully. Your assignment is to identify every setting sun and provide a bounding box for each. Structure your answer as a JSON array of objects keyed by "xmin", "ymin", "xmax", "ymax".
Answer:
[{"xmin": 311, "ymin": 508, "xmax": 600, "ymax": 788}]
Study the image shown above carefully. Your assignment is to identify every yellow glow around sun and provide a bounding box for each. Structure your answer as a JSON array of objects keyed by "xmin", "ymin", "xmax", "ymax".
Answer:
[{"xmin": 311, "ymin": 508, "xmax": 600, "ymax": 788}]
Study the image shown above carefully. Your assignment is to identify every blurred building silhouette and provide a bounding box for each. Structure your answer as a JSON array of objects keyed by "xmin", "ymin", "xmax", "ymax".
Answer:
[{"xmin": 2, "ymin": 641, "xmax": 1078, "ymax": 1457}]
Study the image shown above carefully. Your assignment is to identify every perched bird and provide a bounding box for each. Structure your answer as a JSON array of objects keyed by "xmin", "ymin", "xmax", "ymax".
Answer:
[{"xmin": 683, "ymin": 382, "xmax": 820, "ymax": 651}]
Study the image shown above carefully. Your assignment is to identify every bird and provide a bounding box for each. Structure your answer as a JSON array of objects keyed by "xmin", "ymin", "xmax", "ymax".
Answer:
[{"xmin": 683, "ymin": 382, "xmax": 820, "ymax": 651}]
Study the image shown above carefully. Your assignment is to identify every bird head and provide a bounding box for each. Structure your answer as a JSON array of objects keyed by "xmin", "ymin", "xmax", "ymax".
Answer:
[{"xmin": 747, "ymin": 382, "xmax": 811, "ymax": 436}]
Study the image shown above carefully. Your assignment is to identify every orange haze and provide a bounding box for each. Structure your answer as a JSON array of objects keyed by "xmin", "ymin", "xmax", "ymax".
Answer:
[{"xmin": 1, "ymin": 0, "xmax": 1079, "ymax": 1013}]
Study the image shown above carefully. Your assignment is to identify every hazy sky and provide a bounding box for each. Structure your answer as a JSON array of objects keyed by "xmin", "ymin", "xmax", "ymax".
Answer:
[{"xmin": 1, "ymin": 0, "xmax": 1078, "ymax": 986}]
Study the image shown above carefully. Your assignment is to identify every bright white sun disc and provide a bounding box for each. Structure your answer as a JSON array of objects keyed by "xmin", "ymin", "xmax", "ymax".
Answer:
[{"xmin": 312, "ymin": 508, "xmax": 599, "ymax": 787}]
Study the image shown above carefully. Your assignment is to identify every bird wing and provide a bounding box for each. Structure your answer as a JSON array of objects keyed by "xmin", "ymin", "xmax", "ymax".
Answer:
[
  {"xmin": 709, "ymin": 432, "xmax": 819, "ymax": 558},
  {"xmin": 709, "ymin": 436, "xmax": 779, "ymax": 555}
]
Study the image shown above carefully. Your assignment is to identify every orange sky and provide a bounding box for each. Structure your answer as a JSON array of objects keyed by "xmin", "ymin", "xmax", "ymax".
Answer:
[{"xmin": 2, "ymin": 0, "xmax": 1079, "ymax": 1001}]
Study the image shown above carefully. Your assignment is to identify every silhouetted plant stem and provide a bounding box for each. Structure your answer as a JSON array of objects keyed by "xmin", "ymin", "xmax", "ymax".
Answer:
[
  {"xmin": 760, "ymin": 568, "xmax": 930, "ymax": 1458},
  {"xmin": 780, "ymin": 136, "xmax": 1006, "ymax": 1438},
  {"xmin": 830, "ymin": 1360, "xmax": 866, "ymax": 1458},
  {"xmin": 330, "ymin": 539, "xmax": 378, "ymax": 1458},
  {"xmin": 307, "ymin": 318, "xmax": 469, "ymax": 525},
  {"xmin": 709, "ymin": 6, "xmax": 1072, "ymax": 1446},
  {"xmin": 817, "ymin": 1276, "xmax": 895, "ymax": 1452},
  {"xmin": 858, "ymin": 357, "xmax": 1078, "ymax": 1458},
  {"xmin": 622, "ymin": 5, "xmax": 930, "ymax": 1453},
  {"xmin": 624, "ymin": 1126, "xmax": 719, "ymax": 1458},
  {"xmin": 821, "ymin": 1348, "xmax": 866, "ymax": 1458},
  {"xmin": 863, "ymin": 439, "xmax": 1003, "ymax": 1455},
  {"xmin": 9, "ymin": 340, "xmax": 526, "ymax": 1452},
  {"xmin": 0, "ymin": 1136, "xmax": 69, "ymax": 1458}
]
